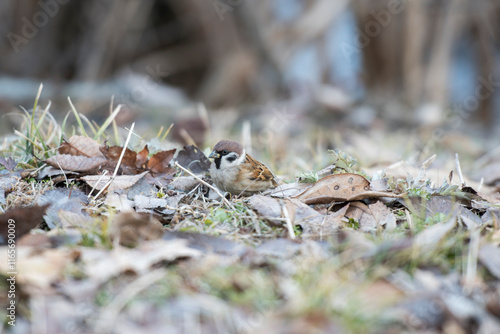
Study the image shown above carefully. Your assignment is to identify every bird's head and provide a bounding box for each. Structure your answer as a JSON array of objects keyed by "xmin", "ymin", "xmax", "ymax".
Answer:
[{"xmin": 209, "ymin": 140, "xmax": 245, "ymax": 169}]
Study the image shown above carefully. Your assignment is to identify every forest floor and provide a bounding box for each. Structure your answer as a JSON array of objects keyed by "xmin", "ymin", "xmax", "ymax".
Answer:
[{"xmin": 1, "ymin": 91, "xmax": 500, "ymax": 334}]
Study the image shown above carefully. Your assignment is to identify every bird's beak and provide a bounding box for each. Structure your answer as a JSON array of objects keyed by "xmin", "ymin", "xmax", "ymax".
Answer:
[{"xmin": 209, "ymin": 151, "xmax": 220, "ymax": 159}]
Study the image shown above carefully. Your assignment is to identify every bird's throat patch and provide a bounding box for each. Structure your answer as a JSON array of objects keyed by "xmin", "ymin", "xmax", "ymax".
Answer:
[{"xmin": 214, "ymin": 157, "xmax": 222, "ymax": 169}]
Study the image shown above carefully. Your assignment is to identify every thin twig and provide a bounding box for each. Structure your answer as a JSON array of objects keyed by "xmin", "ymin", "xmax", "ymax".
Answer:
[
  {"xmin": 174, "ymin": 161, "xmax": 235, "ymax": 210},
  {"xmin": 405, "ymin": 209, "xmax": 413, "ymax": 230},
  {"xmin": 242, "ymin": 120, "xmax": 252, "ymax": 155},
  {"xmin": 421, "ymin": 154, "xmax": 436, "ymax": 169},
  {"xmin": 93, "ymin": 122, "xmax": 135, "ymax": 199},
  {"xmin": 87, "ymin": 170, "xmax": 109, "ymax": 199},
  {"xmin": 55, "ymin": 161, "xmax": 69, "ymax": 188},
  {"xmin": 455, "ymin": 153, "xmax": 465, "ymax": 186},
  {"xmin": 282, "ymin": 204, "xmax": 295, "ymax": 239},
  {"xmin": 478, "ymin": 177, "xmax": 484, "ymax": 192},
  {"xmin": 464, "ymin": 228, "xmax": 480, "ymax": 294},
  {"xmin": 161, "ymin": 123, "xmax": 174, "ymax": 141}
]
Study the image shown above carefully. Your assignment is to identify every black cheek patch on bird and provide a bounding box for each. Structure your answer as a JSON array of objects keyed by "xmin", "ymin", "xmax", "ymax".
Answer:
[{"xmin": 226, "ymin": 155, "xmax": 237, "ymax": 162}]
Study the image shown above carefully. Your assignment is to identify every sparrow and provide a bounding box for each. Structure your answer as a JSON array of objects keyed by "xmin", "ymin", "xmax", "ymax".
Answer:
[{"xmin": 209, "ymin": 139, "xmax": 278, "ymax": 196}]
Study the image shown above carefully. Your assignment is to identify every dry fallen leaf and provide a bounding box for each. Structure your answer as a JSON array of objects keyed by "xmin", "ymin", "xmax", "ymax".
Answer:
[
  {"xmin": 133, "ymin": 195, "xmax": 168, "ymax": 211},
  {"xmin": 299, "ymin": 202, "xmax": 348, "ymax": 239},
  {"xmin": 147, "ymin": 149, "xmax": 176, "ymax": 174},
  {"xmin": 136, "ymin": 145, "xmax": 150, "ymax": 168},
  {"xmin": 100, "ymin": 145, "xmax": 138, "ymax": 168},
  {"xmin": 0, "ymin": 204, "xmax": 50, "ymax": 243},
  {"xmin": 37, "ymin": 188, "xmax": 88, "ymax": 229},
  {"xmin": 145, "ymin": 170, "xmax": 176, "ymax": 188},
  {"xmin": 49, "ymin": 141, "xmax": 178, "ymax": 178},
  {"xmin": 105, "ymin": 193, "xmax": 135, "ymax": 211},
  {"xmin": 248, "ymin": 195, "xmax": 283, "ymax": 226},
  {"xmin": 176, "ymin": 145, "xmax": 211, "ymax": 173},
  {"xmin": 295, "ymin": 173, "xmax": 402, "ymax": 205},
  {"xmin": 0, "ymin": 156, "xmax": 17, "ymax": 171},
  {"xmin": 249, "ymin": 195, "xmax": 344, "ymax": 237},
  {"xmin": 345, "ymin": 201, "xmax": 377, "ymax": 232},
  {"xmin": 45, "ymin": 155, "xmax": 108, "ymax": 173},
  {"xmin": 295, "ymin": 173, "xmax": 370, "ymax": 204},
  {"xmin": 170, "ymin": 176, "xmax": 201, "ymax": 192},
  {"xmin": 36, "ymin": 166, "xmax": 79, "ymax": 181},
  {"xmin": 267, "ymin": 182, "xmax": 311, "ymax": 198},
  {"xmin": 368, "ymin": 201, "xmax": 397, "ymax": 230},
  {"xmin": 110, "ymin": 211, "xmax": 164, "ymax": 247},
  {"xmin": 82, "ymin": 171, "xmax": 149, "ymax": 192},
  {"xmin": 59, "ymin": 135, "xmax": 104, "ymax": 158}
]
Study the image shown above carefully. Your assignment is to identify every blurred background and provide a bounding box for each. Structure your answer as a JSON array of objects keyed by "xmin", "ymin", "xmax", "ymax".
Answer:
[{"xmin": 1, "ymin": 0, "xmax": 499, "ymax": 171}]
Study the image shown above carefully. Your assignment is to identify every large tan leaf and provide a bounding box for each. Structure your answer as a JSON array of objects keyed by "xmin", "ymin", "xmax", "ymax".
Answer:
[
  {"xmin": 295, "ymin": 173, "xmax": 401, "ymax": 204},
  {"xmin": 82, "ymin": 171, "xmax": 149, "ymax": 192},
  {"xmin": 296, "ymin": 173, "xmax": 370, "ymax": 200},
  {"xmin": 59, "ymin": 135, "xmax": 103, "ymax": 158},
  {"xmin": 45, "ymin": 155, "xmax": 108, "ymax": 172}
]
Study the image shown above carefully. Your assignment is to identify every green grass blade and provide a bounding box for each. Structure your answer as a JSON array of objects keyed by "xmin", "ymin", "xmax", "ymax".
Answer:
[
  {"xmin": 94, "ymin": 104, "xmax": 123, "ymax": 140},
  {"xmin": 67, "ymin": 97, "xmax": 88, "ymax": 137},
  {"xmin": 79, "ymin": 113, "xmax": 97, "ymax": 135},
  {"xmin": 29, "ymin": 83, "xmax": 43, "ymax": 146}
]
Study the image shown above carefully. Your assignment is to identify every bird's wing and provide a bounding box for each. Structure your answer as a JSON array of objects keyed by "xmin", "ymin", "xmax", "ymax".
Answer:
[{"xmin": 244, "ymin": 154, "xmax": 278, "ymax": 186}]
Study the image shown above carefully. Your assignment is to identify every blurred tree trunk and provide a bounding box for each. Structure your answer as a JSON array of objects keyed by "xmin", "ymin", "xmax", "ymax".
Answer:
[
  {"xmin": 351, "ymin": 0, "xmax": 499, "ymax": 124},
  {"xmin": 351, "ymin": 0, "xmax": 405, "ymax": 99},
  {"xmin": 473, "ymin": 1, "xmax": 498, "ymax": 124}
]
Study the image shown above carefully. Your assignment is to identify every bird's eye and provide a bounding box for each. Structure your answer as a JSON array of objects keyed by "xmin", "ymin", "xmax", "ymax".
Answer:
[{"xmin": 222, "ymin": 149, "xmax": 228, "ymax": 155}]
